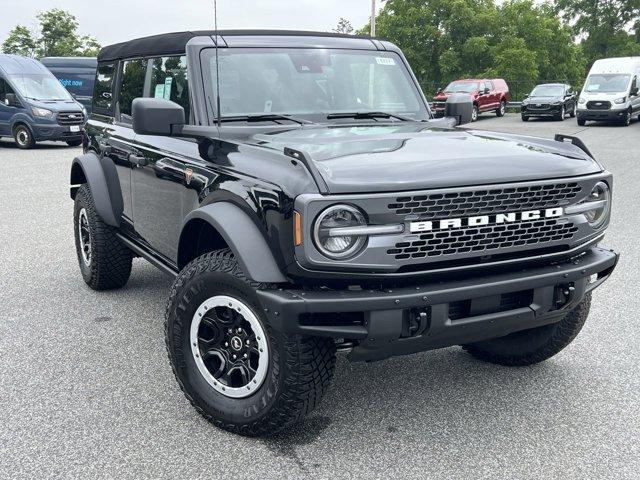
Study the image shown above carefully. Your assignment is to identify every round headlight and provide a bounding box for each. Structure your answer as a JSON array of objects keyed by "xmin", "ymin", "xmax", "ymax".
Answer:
[
  {"xmin": 313, "ymin": 205, "xmax": 367, "ymax": 259},
  {"xmin": 584, "ymin": 181, "xmax": 610, "ymax": 229}
]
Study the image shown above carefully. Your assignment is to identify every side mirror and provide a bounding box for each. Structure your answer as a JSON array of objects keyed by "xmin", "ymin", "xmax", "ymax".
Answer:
[
  {"xmin": 132, "ymin": 98, "xmax": 185, "ymax": 136},
  {"xmin": 631, "ymin": 87, "xmax": 639, "ymax": 96},
  {"xmin": 4, "ymin": 93, "xmax": 21, "ymax": 108},
  {"xmin": 445, "ymin": 93, "xmax": 474, "ymax": 126},
  {"xmin": 483, "ymin": 88, "xmax": 490, "ymax": 95}
]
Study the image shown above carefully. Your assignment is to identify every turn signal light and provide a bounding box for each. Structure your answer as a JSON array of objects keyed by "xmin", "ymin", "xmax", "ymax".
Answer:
[{"xmin": 294, "ymin": 211, "xmax": 302, "ymax": 246}]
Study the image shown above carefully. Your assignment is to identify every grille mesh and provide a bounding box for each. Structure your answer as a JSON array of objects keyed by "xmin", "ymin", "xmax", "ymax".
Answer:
[
  {"xmin": 586, "ymin": 101, "xmax": 611, "ymax": 110},
  {"xmin": 387, "ymin": 183, "xmax": 582, "ymax": 219},
  {"xmin": 387, "ymin": 219, "xmax": 578, "ymax": 260},
  {"xmin": 57, "ymin": 112, "xmax": 85, "ymax": 126},
  {"xmin": 528, "ymin": 103, "xmax": 551, "ymax": 110}
]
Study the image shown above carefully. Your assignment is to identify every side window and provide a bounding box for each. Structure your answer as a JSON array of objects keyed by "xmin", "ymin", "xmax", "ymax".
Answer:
[
  {"xmin": 118, "ymin": 58, "xmax": 147, "ymax": 121},
  {"xmin": 148, "ymin": 56, "xmax": 190, "ymax": 121},
  {"xmin": 93, "ymin": 64, "xmax": 115, "ymax": 114},
  {"xmin": 485, "ymin": 81, "xmax": 492, "ymax": 92}
]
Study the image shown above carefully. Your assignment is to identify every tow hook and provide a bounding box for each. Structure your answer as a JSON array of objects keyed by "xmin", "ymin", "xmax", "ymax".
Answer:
[
  {"xmin": 402, "ymin": 308, "xmax": 430, "ymax": 338},
  {"xmin": 554, "ymin": 283, "xmax": 576, "ymax": 309}
]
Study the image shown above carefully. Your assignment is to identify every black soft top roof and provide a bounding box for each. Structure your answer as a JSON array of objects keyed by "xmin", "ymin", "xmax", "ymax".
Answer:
[{"xmin": 97, "ymin": 30, "xmax": 369, "ymax": 63}]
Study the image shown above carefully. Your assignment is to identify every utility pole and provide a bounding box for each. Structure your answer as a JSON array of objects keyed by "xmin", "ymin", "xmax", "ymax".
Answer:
[{"xmin": 370, "ymin": 0, "xmax": 376, "ymax": 37}]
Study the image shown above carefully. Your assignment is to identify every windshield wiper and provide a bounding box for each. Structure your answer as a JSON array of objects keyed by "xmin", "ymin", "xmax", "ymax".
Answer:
[
  {"xmin": 326, "ymin": 111, "xmax": 415, "ymax": 122},
  {"xmin": 220, "ymin": 114, "xmax": 314, "ymax": 125}
]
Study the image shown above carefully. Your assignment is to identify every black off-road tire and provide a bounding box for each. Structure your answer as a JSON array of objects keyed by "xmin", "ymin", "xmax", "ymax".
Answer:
[
  {"xmin": 73, "ymin": 184, "xmax": 133, "ymax": 290},
  {"xmin": 521, "ymin": 114, "xmax": 529, "ymax": 122},
  {"xmin": 66, "ymin": 139, "xmax": 83, "ymax": 147},
  {"xmin": 577, "ymin": 118, "xmax": 586, "ymax": 126},
  {"xmin": 463, "ymin": 294, "xmax": 591, "ymax": 366},
  {"xmin": 556, "ymin": 106, "xmax": 565, "ymax": 121},
  {"xmin": 13, "ymin": 124, "xmax": 35, "ymax": 149},
  {"xmin": 165, "ymin": 249, "xmax": 336, "ymax": 437}
]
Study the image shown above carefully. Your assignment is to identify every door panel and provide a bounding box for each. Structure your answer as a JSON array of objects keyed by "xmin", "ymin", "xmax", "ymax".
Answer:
[
  {"xmin": 0, "ymin": 79, "xmax": 17, "ymax": 135},
  {"xmin": 131, "ymin": 135, "xmax": 203, "ymax": 262}
]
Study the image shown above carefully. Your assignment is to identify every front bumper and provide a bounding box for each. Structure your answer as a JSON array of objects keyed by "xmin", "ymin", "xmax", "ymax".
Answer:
[
  {"xmin": 32, "ymin": 123, "xmax": 84, "ymax": 142},
  {"xmin": 577, "ymin": 108, "xmax": 627, "ymax": 122},
  {"xmin": 258, "ymin": 246, "xmax": 618, "ymax": 361},
  {"xmin": 522, "ymin": 104, "xmax": 562, "ymax": 117}
]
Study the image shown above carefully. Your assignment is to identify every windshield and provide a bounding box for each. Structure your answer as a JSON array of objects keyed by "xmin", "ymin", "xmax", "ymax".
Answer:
[
  {"xmin": 585, "ymin": 74, "xmax": 630, "ymax": 93},
  {"xmin": 9, "ymin": 74, "xmax": 73, "ymax": 101},
  {"xmin": 202, "ymin": 48, "xmax": 427, "ymax": 122},
  {"xmin": 444, "ymin": 81, "xmax": 479, "ymax": 93},
  {"xmin": 530, "ymin": 85, "xmax": 565, "ymax": 96}
]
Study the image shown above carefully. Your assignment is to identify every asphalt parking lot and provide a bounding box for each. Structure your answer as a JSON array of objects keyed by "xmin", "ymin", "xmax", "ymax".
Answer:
[{"xmin": 1, "ymin": 113, "xmax": 639, "ymax": 479}]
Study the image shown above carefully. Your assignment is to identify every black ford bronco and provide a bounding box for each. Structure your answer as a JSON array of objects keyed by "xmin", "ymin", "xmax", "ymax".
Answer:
[{"xmin": 70, "ymin": 31, "xmax": 618, "ymax": 436}]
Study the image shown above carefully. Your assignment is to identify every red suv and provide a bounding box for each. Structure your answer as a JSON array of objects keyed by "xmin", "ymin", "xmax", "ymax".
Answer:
[{"xmin": 431, "ymin": 79, "xmax": 510, "ymax": 121}]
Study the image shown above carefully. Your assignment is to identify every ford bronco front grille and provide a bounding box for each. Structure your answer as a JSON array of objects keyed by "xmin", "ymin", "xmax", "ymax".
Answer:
[
  {"xmin": 387, "ymin": 182, "xmax": 582, "ymax": 219},
  {"xmin": 387, "ymin": 218, "xmax": 578, "ymax": 260}
]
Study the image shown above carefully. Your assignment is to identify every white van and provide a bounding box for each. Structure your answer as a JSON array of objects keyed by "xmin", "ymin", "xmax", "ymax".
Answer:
[{"xmin": 577, "ymin": 57, "xmax": 640, "ymax": 126}]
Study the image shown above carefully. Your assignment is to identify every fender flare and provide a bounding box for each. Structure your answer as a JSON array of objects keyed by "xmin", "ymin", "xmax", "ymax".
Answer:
[
  {"xmin": 181, "ymin": 203, "xmax": 288, "ymax": 284},
  {"xmin": 70, "ymin": 152, "xmax": 123, "ymax": 227}
]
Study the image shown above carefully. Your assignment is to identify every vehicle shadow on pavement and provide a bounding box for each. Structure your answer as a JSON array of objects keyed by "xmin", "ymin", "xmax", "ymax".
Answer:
[{"xmin": 0, "ymin": 139, "xmax": 76, "ymax": 150}]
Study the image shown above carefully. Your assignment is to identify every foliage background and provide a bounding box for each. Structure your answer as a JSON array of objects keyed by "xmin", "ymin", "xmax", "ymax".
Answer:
[{"xmin": 1, "ymin": 2, "xmax": 639, "ymax": 99}]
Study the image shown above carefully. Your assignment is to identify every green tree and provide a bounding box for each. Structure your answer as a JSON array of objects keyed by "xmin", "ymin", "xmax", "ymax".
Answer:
[
  {"xmin": 555, "ymin": 0, "xmax": 640, "ymax": 66},
  {"xmin": 0, "ymin": 8, "xmax": 102, "ymax": 58},
  {"xmin": 334, "ymin": 18, "xmax": 354, "ymax": 34},
  {"xmin": 363, "ymin": 0, "xmax": 584, "ymax": 97},
  {"xmin": 1, "ymin": 25, "xmax": 37, "ymax": 56},
  {"xmin": 37, "ymin": 8, "xmax": 82, "ymax": 56}
]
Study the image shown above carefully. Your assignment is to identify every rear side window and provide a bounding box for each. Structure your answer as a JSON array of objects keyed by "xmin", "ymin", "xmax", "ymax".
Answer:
[
  {"xmin": 148, "ymin": 56, "xmax": 190, "ymax": 121},
  {"xmin": 93, "ymin": 64, "xmax": 115, "ymax": 114},
  {"xmin": 118, "ymin": 58, "xmax": 147, "ymax": 121}
]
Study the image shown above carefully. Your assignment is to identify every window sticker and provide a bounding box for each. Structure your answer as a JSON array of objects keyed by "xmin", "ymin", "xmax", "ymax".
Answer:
[
  {"xmin": 154, "ymin": 84, "xmax": 165, "ymax": 99},
  {"xmin": 375, "ymin": 57, "xmax": 396, "ymax": 66},
  {"xmin": 163, "ymin": 77, "xmax": 173, "ymax": 100}
]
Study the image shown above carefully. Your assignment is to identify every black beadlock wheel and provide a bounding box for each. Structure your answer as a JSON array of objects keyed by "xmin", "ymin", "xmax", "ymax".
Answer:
[
  {"xmin": 463, "ymin": 294, "xmax": 591, "ymax": 366},
  {"xmin": 13, "ymin": 124, "xmax": 35, "ymax": 149},
  {"xmin": 165, "ymin": 249, "xmax": 337, "ymax": 437},
  {"xmin": 73, "ymin": 184, "xmax": 133, "ymax": 290}
]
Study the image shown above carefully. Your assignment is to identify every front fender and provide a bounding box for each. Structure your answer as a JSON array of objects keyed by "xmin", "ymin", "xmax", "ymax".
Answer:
[
  {"xmin": 181, "ymin": 203, "xmax": 288, "ymax": 284},
  {"xmin": 70, "ymin": 152, "xmax": 123, "ymax": 227}
]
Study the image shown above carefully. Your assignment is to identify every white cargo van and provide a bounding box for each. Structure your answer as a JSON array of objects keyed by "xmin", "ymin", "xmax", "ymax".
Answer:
[{"xmin": 577, "ymin": 57, "xmax": 640, "ymax": 126}]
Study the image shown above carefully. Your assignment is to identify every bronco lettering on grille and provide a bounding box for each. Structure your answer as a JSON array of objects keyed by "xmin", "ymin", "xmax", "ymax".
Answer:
[{"xmin": 409, "ymin": 207, "xmax": 564, "ymax": 233}]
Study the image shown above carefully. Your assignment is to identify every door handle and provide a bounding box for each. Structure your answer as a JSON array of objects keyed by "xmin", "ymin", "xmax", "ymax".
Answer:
[{"xmin": 129, "ymin": 153, "xmax": 148, "ymax": 167}]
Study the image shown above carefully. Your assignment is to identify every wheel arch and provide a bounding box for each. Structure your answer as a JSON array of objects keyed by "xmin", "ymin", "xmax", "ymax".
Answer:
[
  {"xmin": 178, "ymin": 203, "xmax": 287, "ymax": 283},
  {"xmin": 70, "ymin": 152, "xmax": 123, "ymax": 227}
]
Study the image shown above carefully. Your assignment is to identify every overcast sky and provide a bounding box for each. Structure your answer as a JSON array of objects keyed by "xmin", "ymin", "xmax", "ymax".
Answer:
[{"xmin": 1, "ymin": 0, "xmax": 381, "ymax": 47}]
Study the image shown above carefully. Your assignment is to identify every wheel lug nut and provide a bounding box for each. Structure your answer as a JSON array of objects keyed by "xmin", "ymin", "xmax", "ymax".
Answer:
[
  {"xmin": 236, "ymin": 328, "xmax": 242, "ymax": 333},
  {"xmin": 243, "ymin": 353, "xmax": 248, "ymax": 358},
  {"xmin": 228, "ymin": 328, "xmax": 233, "ymax": 334},
  {"xmin": 232, "ymin": 354, "xmax": 237, "ymax": 359},
  {"xmin": 224, "ymin": 342, "xmax": 229, "ymax": 347}
]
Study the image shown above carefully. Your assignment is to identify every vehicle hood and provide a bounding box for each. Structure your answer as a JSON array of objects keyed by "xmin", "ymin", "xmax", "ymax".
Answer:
[
  {"xmin": 579, "ymin": 91, "xmax": 627, "ymax": 101},
  {"xmin": 434, "ymin": 91, "xmax": 476, "ymax": 100},
  {"xmin": 26, "ymin": 98, "xmax": 82, "ymax": 112},
  {"xmin": 249, "ymin": 124, "xmax": 602, "ymax": 194},
  {"xmin": 524, "ymin": 95, "xmax": 563, "ymax": 103}
]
